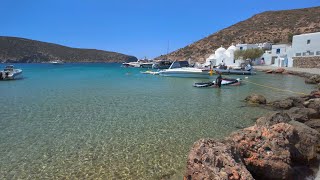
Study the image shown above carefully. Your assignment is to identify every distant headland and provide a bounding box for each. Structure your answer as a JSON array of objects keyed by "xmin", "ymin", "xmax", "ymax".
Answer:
[{"xmin": 0, "ymin": 36, "xmax": 137, "ymax": 63}]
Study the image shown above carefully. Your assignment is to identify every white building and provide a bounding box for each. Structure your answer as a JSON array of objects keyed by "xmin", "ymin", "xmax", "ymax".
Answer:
[
  {"xmin": 262, "ymin": 44, "xmax": 292, "ymax": 67},
  {"xmin": 235, "ymin": 44, "xmax": 259, "ymax": 51},
  {"xmin": 205, "ymin": 44, "xmax": 244, "ymax": 67},
  {"xmin": 291, "ymin": 32, "xmax": 320, "ymax": 59}
]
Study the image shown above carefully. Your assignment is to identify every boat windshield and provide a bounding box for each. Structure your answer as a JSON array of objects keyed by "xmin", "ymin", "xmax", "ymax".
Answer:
[{"xmin": 4, "ymin": 65, "xmax": 14, "ymax": 71}]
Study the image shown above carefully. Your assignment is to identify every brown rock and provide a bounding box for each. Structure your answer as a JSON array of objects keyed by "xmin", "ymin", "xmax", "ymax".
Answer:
[
  {"xmin": 245, "ymin": 94, "xmax": 267, "ymax": 104},
  {"xmin": 304, "ymin": 119, "xmax": 320, "ymax": 132},
  {"xmin": 288, "ymin": 120, "xmax": 320, "ymax": 162},
  {"xmin": 304, "ymin": 98, "xmax": 320, "ymax": 113},
  {"xmin": 184, "ymin": 139, "xmax": 254, "ymax": 180},
  {"xmin": 286, "ymin": 107, "xmax": 319, "ymax": 123},
  {"xmin": 271, "ymin": 99, "xmax": 294, "ymax": 109},
  {"xmin": 256, "ymin": 111, "xmax": 291, "ymax": 126},
  {"xmin": 274, "ymin": 68, "xmax": 285, "ymax": 73},
  {"xmin": 266, "ymin": 70, "xmax": 273, "ymax": 73},
  {"xmin": 227, "ymin": 123, "xmax": 295, "ymax": 179},
  {"xmin": 305, "ymin": 75, "xmax": 320, "ymax": 84}
]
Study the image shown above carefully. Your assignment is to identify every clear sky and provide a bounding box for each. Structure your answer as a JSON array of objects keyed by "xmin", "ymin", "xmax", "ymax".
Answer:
[{"xmin": 1, "ymin": 0, "xmax": 319, "ymax": 59}]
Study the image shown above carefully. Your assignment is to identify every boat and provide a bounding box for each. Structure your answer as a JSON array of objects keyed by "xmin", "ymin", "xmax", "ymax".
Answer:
[
  {"xmin": 49, "ymin": 60, "xmax": 64, "ymax": 64},
  {"xmin": 141, "ymin": 70, "xmax": 160, "ymax": 75},
  {"xmin": 122, "ymin": 58, "xmax": 154, "ymax": 68},
  {"xmin": 0, "ymin": 65, "xmax": 23, "ymax": 80},
  {"xmin": 159, "ymin": 61, "xmax": 211, "ymax": 78},
  {"xmin": 152, "ymin": 60, "xmax": 172, "ymax": 69},
  {"xmin": 213, "ymin": 64, "xmax": 255, "ymax": 75},
  {"xmin": 193, "ymin": 78, "xmax": 241, "ymax": 87}
]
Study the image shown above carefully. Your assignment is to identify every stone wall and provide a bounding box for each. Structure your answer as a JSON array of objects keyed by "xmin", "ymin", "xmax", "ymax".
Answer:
[{"xmin": 293, "ymin": 56, "xmax": 320, "ymax": 68}]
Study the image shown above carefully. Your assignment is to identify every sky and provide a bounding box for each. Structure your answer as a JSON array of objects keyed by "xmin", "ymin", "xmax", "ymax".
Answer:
[{"xmin": 1, "ymin": 0, "xmax": 320, "ymax": 59}]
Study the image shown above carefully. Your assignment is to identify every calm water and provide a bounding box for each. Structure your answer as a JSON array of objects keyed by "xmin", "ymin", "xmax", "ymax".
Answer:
[{"xmin": 0, "ymin": 63, "xmax": 315, "ymax": 179}]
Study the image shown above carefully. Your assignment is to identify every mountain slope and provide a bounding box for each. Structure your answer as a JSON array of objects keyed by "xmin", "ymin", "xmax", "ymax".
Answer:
[
  {"xmin": 0, "ymin": 36, "xmax": 137, "ymax": 63},
  {"xmin": 157, "ymin": 6, "xmax": 320, "ymax": 62}
]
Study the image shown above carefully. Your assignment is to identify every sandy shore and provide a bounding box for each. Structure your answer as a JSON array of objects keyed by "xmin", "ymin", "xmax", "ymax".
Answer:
[{"xmin": 254, "ymin": 65, "xmax": 320, "ymax": 75}]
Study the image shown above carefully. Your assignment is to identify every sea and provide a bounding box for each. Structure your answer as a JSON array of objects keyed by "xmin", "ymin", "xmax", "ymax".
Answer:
[{"xmin": 0, "ymin": 63, "xmax": 316, "ymax": 179}]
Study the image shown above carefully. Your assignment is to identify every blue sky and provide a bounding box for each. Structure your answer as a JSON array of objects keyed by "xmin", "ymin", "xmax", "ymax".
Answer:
[{"xmin": 1, "ymin": 0, "xmax": 319, "ymax": 58}]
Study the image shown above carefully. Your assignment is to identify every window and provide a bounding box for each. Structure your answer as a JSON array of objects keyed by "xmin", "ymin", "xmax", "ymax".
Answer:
[
  {"xmin": 276, "ymin": 48, "xmax": 281, "ymax": 54},
  {"xmin": 296, "ymin": 53, "xmax": 301, "ymax": 56},
  {"xmin": 307, "ymin": 40, "xmax": 311, "ymax": 44},
  {"xmin": 316, "ymin": 51, "xmax": 320, "ymax": 55},
  {"xmin": 240, "ymin": 47, "xmax": 243, "ymax": 50},
  {"xmin": 309, "ymin": 52, "xmax": 314, "ymax": 56},
  {"xmin": 303, "ymin": 52, "xmax": 307, "ymax": 56}
]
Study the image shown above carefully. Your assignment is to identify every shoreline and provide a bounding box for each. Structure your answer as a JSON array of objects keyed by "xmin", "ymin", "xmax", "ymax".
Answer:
[{"xmin": 184, "ymin": 69, "xmax": 320, "ymax": 179}]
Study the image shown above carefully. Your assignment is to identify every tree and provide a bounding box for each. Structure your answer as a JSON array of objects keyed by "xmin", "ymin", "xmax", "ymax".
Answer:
[{"xmin": 234, "ymin": 48, "xmax": 264, "ymax": 62}]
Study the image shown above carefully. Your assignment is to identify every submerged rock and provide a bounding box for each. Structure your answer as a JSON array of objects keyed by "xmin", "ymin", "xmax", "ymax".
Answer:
[
  {"xmin": 271, "ymin": 99, "xmax": 294, "ymax": 109},
  {"xmin": 184, "ymin": 139, "xmax": 253, "ymax": 180},
  {"xmin": 256, "ymin": 111, "xmax": 291, "ymax": 126},
  {"xmin": 245, "ymin": 94, "xmax": 267, "ymax": 104}
]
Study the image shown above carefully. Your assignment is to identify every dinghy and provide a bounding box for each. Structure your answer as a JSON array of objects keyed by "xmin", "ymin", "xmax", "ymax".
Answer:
[{"xmin": 193, "ymin": 78, "xmax": 240, "ymax": 88}]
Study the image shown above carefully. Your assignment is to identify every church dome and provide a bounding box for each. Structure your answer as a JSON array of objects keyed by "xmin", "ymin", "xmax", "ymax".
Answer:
[
  {"xmin": 215, "ymin": 46, "xmax": 226, "ymax": 54},
  {"xmin": 227, "ymin": 44, "xmax": 237, "ymax": 52}
]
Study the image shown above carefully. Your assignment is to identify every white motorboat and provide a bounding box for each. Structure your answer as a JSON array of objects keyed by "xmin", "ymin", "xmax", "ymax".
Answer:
[
  {"xmin": 159, "ymin": 61, "xmax": 211, "ymax": 78},
  {"xmin": 122, "ymin": 59, "xmax": 154, "ymax": 68},
  {"xmin": 49, "ymin": 60, "xmax": 64, "ymax": 64},
  {"xmin": 0, "ymin": 65, "xmax": 23, "ymax": 80}
]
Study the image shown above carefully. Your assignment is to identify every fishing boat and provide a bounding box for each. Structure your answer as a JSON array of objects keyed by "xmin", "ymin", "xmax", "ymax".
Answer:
[
  {"xmin": 49, "ymin": 60, "xmax": 64, "ymax": 64},
  {"xmin": 159, "ymin": 61, "xmax": 211, "ymax": 78},
  {"xmin": 193, "ymin": 78, "xmax": 241, "ymax": 87},
  {"xmin": 0, "ymin": 65, "xmax": 23, "ymax": 80}
]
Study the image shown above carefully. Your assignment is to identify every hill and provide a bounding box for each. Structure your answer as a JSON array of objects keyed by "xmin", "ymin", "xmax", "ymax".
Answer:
[
  {"xmin": 157, "ymin": 6, "xmax": 320, "ymax": 62},
  {"xmin": 0, "ymin": 36, "xmax": 137, "ymax": 63}
]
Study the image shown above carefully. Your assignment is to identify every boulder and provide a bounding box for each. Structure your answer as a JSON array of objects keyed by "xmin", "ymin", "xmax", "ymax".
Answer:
[
  {"xmin": 184, "ymin": 139, "xmax": 253, "ymax": 180},
  {"xmin": 286, "ymin": 107, "xmax": 319, "ymax": 123},
  {"xmin": 288, "ymin": 120, "xmax": 320, "ymax": 162},
  {"xmin": 304, "ymin": 98, "xmax": 320, "ymax": 113},
  {"xmin": 245, "ymin": 94, "xmax": 267, "ymax": 104},
  {"xmin": 304, "ymin": 119, "xmax": 320, "ymax": 133},
  {"xmin": 266, "ymin": 70, "xmax": 273, "ymax": 74},
  {"xmin": 271, "ymin": 99, "xmax": 294, "ymax": 109},
  {"xmin": 274, "ymin": 68, "xmax": 285, "ymax": 73},
  {"xmin": 318, "ymin": 83, "xmax": 320, "ymax": 90},
  {"xmin": 256, "ymin": 111, "xmax": 291, "ymax": 126},
  {"xmin": 227, "ymin": 123, "xmax": 295, "ymax": 179},
  {"xmin": 305, "ymin": 75, "xmax": 320, "ymax": 84}
]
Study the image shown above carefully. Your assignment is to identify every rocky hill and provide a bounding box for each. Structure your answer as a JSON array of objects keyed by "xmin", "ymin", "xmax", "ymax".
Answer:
[
  {"xmin": 157, "ymin": 6, "xmax": 320, "ymax": 62},
  {"xmin": 0, "ymin": 36, "xmax": 137, "ymax": 63}
]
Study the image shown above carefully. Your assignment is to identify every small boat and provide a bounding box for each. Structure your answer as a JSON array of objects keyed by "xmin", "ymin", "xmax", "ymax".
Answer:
[
  {"xmin": 122, "ymin": 59, "xmax": 154, "ymax": 68},
  {"xmin": 49, "ymin": 60, "xmax": 64, "ymax": 64},
  {"xmin": 193, "ymin": 78, "xmax": 241, "ymax": 88},
  {"xmin": 141, "ymin": 70, "xmax": 160, "ymax": 75},
  {"xmin": 0, "ymin": 65, "xmax": 23, "ymax": 80},
  {"xmin": 152, "ymin": 60, "xmax": 172, "ymax": 69}
]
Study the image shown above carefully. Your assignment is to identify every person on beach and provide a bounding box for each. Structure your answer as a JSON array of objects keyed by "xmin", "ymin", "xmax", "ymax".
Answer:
[{"xmin": 216, "ymin": 72, "xmax": 223, "ymax": 88}]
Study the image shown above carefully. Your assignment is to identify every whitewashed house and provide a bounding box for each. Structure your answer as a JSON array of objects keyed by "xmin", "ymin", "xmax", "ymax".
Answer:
[
  {"xmin": 235, "ymin": 43, "xmax": 259, "ymax": 51},
  {"xmin": 289, "ymin": 32, "xmax": 320, "ymax": 66},
  {"xmin": 262, "ymin": 44, "xmax": 292, "ymax": 67}
]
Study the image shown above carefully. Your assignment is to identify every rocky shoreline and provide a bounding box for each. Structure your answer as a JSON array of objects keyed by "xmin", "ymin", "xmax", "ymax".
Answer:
[{"xmin": 183, "ymin": 71, "xmax": 320, "ymax": 180}]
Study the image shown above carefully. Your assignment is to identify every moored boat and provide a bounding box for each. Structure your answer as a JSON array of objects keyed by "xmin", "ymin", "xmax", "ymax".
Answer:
[
  {"xmin": 0, "ymin": 65, "xmax": 23, "ymax": 80},
  {"xmin": 159, "ymin": 61, "xmax": 211, "ymax": 78},
  {"xmin": 49, "ymin": 60, "xmax": 64, "ymax": 64},
  {"xmin": 193, "ymin": 78, "xmax": 241, "ymax": 87}
]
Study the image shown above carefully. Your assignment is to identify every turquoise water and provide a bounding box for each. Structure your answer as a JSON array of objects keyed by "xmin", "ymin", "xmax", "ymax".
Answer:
[{"xmin": 0, "ymin": 63, "xmax": 315, "ymax": 179}]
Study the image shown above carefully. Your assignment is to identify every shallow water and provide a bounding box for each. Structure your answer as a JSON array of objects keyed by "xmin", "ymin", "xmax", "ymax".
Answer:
[{"xmin": 0, "ymin": 63, "xmax": 315, "ymax": 179}]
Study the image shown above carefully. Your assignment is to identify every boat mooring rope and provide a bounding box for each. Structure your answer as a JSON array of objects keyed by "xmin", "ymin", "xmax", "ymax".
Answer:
[
  {"xmin": 217, "ymin": 74, "xmax": 308, "ymax": 96},
  {"xmin": 240, "ymin": 79, "xmax": 308, "ymax": 95}
]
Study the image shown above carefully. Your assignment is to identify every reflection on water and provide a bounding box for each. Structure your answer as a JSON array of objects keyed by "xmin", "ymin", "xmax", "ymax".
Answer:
[{"xmin": 0, "ymin": 64, "xmax": 315, "ymax": 179}]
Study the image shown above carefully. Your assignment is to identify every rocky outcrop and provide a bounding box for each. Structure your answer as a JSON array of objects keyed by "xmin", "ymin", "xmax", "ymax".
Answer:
[
  {"xmin": 305, "ymin": 75, "xmax": 320, "ymax": 84},
  {"xmin": 184, "ymin": 139, "xmax": 253, "ymax": 180},
  {"xmin": 185, "ymin": 91, "xmax": 320, "ymax": 180},
  {"xmin": 245, "ymin": 94, "xmax": 267, "ymax": 104}
]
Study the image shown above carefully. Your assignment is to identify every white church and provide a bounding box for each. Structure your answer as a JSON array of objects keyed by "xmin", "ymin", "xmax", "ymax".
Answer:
[{"xmin": 205, "ymin": 44, "xmax": 245, "ymax": 67}]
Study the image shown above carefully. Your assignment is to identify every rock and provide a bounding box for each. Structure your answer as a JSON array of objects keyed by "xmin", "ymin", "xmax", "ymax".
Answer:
[
  {"xmin": 288, "ymin": 120, "xmax": 320, "ymax": 162},
  {"xmin": 304, "ymin": 119, "xmax": 320, "ymax": 132},
  {"xmin": 286, "ymin": 107, "xmax": 319, "ymax": 123},
  {"xmin": 274, "ymin": 68, "xmax": 285, "ymax": 73},
  {"xmin": 184, "ymin": 139, "xmax": 254, "ymax": 180},
  {"xmin": 227, "ymin": 123, "xmax": 295, "ymax": 179},
  {"xmin": 304, "ymin": 98, "xmax": 320, "ymax": 113},
  {"xmin": 305, "ymin": 75, "xmax": 320, "ymax": 84},
  {"xmin": 245, "ymin": 94, "xmax": 267, "ymax": 104},
  {"xmin": 256, "ymin": 111, "xmax": 291, "ymax": 126},
  {"xmin": 265, "ymin": 70, "xmax": 273, "ymax": 73},
  {"xmin": 310, "ymin": 90, "xmax": 320, "ymax": 98},
  {"xmin": 317, "ymin": 83, "xmax": 320, "ymax": 90},
  {"xmin": 271, "ymin": 99, "xmax": 294, "ymax": 109}
]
